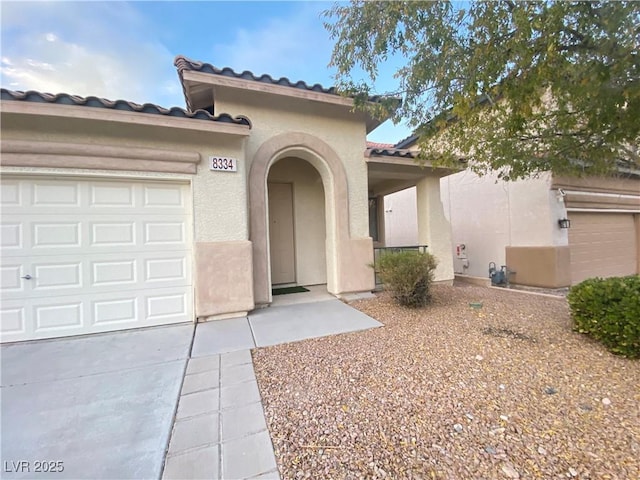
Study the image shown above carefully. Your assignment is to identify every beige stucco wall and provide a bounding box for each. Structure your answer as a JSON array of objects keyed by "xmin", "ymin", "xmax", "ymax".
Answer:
[
  {"xmin": 1, "ymin": 112, "xmax": 248, "ymax": 243},
  {"xmin": 213, "ymin": 89, "xmax": 370, "ymax": 239},
  {"xmin": 505, "ymin": 246, "xmax": 571, "ymax": 288},
  {"xmin": 2, "ymin": 85, "xmax": 379, "ymax": 315},
  {"xmin": 416, "ymin": 176, "xmax": 455, "ymax": 282},
  {"xmin": 268, "ymin": 157, "xmax": 327, "ymax": 285},
  {"xmin": 213, "ymin": 88, "xmax": 375, "ymax": 302},
  {"xmin": 248, "ymin": 132, "xmax": 374, "ymax": 303},
  {"xmin": 384, "ymin": 186, "xmax": 419, "ymax": 247},
  {"xmin": 440, "ymin": 170, "xmax": 564, "ymax": 278},
  {"xmin": 195, "ymin": 241, "xmax": 254, "ymax": 318},
  {"xmin": 1, "ymin": 109, "xmax": 253, "ymax": 319}
]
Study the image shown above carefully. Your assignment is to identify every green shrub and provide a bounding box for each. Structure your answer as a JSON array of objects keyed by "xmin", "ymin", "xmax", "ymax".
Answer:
[
  {"xmin": 375, "ymin": 251, "xmax": 438, "ymax": 307},
  {"xmin": 567, "ymin": 275, "xmax": 640, "ymax": 358}
]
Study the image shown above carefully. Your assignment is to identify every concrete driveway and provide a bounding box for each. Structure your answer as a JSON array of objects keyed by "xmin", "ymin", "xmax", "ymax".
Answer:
[
  {"xmin": 1, "ymin": 324, "xmax": 193, "ymax": 479},
  {"xmin": 0, "ymin": 297, "xmax": 381, "ymax": 480}
]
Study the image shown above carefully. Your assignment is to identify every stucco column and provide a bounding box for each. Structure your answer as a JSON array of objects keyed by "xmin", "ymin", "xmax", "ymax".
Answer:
[
  {"xmin": 416, "ymin": 175, "xmax": 454, "ymax": 283},
  {"xmin": 635, "ymin": 214, "xmax": 640, "ymax": 275}
]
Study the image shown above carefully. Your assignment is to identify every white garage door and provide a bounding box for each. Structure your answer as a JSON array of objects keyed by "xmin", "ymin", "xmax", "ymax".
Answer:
[
  {"xmin": 569, "ymin": 212, "xmax": 638, "ymax": 284},
  {"xmin": 1, "ymin": 177, "xmax": 193, "ymax": 343}
]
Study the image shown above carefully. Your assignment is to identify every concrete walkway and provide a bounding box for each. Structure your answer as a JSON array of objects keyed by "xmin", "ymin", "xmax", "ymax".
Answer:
[
  {"xmin": 192, "ymin": 298, "xmax": 382, "ymax": 356},
  {"xmin": 163, "ymin": 350, "xmax": 278, "ymax": 480},
  {"xmin": 164, "ymin": 298, "xmax": 382, "ymax": 480}
]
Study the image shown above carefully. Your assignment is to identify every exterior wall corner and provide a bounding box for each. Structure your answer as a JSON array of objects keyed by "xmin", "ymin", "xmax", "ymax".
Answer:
[
  {"xmin": 417, "ymin": 176, "xmax": 455, "ymax": 282},
  {"xmin": 335, "ymin": 237, "xmax": 375, "ymax": 294},
  {"xmin": 195, "ymin": 240, "xmax": 254, "ymax": 318}
]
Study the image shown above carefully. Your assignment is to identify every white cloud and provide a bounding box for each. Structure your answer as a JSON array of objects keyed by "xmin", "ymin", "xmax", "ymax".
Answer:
[
  {"xmin": 0, "ymin": 2, "xmax": 183, "ymax": 107},
  {"xmin": 211, "ymin": 3, "xmax": 335, "ymax": 84}
]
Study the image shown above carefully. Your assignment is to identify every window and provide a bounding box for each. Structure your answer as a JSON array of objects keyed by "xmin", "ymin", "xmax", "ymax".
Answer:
[{"xmin": 368, "ymin": 197, "xmax": 379, "ymax": 241}]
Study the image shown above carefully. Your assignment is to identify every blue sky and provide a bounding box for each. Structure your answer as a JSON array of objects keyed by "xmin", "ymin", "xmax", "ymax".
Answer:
[{"xmin": 0, "ymin": 1, "xmax": 411, "ymax": 143}]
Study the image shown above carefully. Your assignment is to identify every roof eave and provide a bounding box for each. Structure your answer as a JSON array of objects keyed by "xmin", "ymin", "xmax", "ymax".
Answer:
[
  {"xmin": 0, "ymin": 100, "xmax": 251, "ymax": 136},
  {"xmin": 181, "ymin": 70, "xmax": 356, "ymax": 108}
]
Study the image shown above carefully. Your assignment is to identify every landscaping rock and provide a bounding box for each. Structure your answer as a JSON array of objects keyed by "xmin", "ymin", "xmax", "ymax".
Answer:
[{"xmin": 252, "ymin": 285, "xmax": 640, "ymax": 480}]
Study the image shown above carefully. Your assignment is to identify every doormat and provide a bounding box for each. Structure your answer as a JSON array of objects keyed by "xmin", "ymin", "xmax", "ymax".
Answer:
[{"xmin": 272, "ymin": 286, "xmax": 310, "ymax": 296}]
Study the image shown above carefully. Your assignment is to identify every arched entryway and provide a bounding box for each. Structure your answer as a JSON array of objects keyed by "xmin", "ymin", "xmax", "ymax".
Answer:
[
  {"xmin": 249, "ymin": 132, "xmax": 352, "ymax": 305},
  {"xmin": 267, "ymin": 158, "xmax": 327, "ymax": 287}
]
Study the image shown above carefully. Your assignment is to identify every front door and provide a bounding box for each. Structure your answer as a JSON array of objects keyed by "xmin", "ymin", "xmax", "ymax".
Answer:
[{"xmin": 268, "ymin": 182, "xmax": 295, "ymax": 285}]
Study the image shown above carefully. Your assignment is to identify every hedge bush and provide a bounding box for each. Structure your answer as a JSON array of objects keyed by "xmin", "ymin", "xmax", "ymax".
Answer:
[
  {"xmin": 375, "ymin": 251, "xmax": 438, "ymax": 307},
  {"xmin": 567, "ymin": 275, "xmax": 640, "ymax": 358}
]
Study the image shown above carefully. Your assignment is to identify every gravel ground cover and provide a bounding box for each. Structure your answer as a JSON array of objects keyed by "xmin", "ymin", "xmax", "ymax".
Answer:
[{"xmin": 252, "ymin": 284, "xmax": 640, "ymax": 480}]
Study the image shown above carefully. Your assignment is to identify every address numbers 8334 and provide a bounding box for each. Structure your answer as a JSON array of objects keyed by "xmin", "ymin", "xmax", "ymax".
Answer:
[{"xmin": 209, "ymin": 156, "xmax": 238, "ymax": 172}]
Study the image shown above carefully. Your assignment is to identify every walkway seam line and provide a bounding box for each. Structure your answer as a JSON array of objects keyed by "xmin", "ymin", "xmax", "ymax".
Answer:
[
  {"xmin": 247, "ymin": 315, "xmax": 259, "ymax": 348},
  {"xmin": 159, "ymin": 322, "xmax": 197, "ymax": 480},
  {"xmin": 218, "ymin": 354, "xmax": 224, "ymax": 480}
]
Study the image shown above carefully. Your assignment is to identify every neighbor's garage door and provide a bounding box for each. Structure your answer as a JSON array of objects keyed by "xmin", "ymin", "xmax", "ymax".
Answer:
[
  {"xmin": 1, "ymin": 177, "xmax": 193, "ymax": 343},
  {"xmin": 569, "ymin": 212, "xmax": 638, "ymax": 284}
]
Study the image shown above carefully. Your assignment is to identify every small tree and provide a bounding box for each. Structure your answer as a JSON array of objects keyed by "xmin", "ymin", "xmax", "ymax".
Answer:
[
  {"xmin": 324, "ymin": 1, "xmax": 640, "ymax": 180},
  {"xmin": 375, "ymin": 251, "xmax": 438, "ymax": 307}
]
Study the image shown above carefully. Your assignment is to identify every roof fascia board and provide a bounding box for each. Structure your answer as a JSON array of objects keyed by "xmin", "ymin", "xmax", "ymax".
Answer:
[
  {"xmin": 366, "ymin": 155, "xmax": 459, "ymax": 174},
  {"xmin": 366, "ymin": 156, "xmax": 422, "ymax": 167},
  {"xmin": 182, "ymin": 70, "xmax": 356, "ymax": 108},
  {"xmin": 0, "ymin": 101, "xmax": 251, "ymax": 136}
]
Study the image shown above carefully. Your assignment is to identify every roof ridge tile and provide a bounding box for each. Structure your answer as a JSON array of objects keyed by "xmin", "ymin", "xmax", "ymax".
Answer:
[
  {"xmin": 174, "ymin": 54, "xmax": 341, "ymax": 97},
  {"xmin": 366, "ymin": 147, "xmax": 416, "ymax": 158},
  {"xmin": 0, "ymin": 88, "xmax": 251, "ymax": 127}
]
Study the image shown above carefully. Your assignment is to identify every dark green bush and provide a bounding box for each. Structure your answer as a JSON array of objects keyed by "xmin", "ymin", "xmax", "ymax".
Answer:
[
  {"xmin": 567, "ymin": 275, "xmax": 640, "ymax": 358},
  {"xmin": 375, "ymin": 251, "xmax": 438, "ymax": 307}
]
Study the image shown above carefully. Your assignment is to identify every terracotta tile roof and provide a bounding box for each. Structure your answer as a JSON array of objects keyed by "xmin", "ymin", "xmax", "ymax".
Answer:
[
  {"xmin": 176, "ymin": 55, "xmax": 339, "ymax": 94},
  {"xmin": 365, "ymin": 148, "xmax": 416, "ymax": 158},
  {"xmin": 366, "ymin": 141, "xmax": 395, "ymax": 149},
  {"xmin": 393, "ymin": 133, "xmax": 419, "ymax": 149},
  {"xmin": 0, "ymin": 88, "xmax": 252, "ymax": 127},
  {"xmin": 174, "ymin": 55, "xmax": 385, "ymax": 109}
]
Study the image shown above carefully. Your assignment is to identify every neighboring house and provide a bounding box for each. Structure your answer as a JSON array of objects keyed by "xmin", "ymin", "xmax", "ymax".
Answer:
[
  {"xmin": 383, "ymin": 134, "xmax": 640, "ymax": 288},
  {"xmin": 0, "ymin": 55, "xmax": 454, "ymax": 343}
]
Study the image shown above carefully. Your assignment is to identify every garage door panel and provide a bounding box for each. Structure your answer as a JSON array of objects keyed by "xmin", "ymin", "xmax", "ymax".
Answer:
[
  {"xmin": 2, "ymin": 283, "xmax": 193, "ymax": 343},
  {"xmin": 90, "ymin": 183, "xmax": 135, "ymax": 207},
  {"xmin": 1, "ymin": 264, "xmax": 24, "ymax": 292},
  {"xmin": 0, "ymin": 177, "xmax": 194, "ymax": 342},
  {"xmin": 3, "ymin": 215, "xmax": 191, "ymax": 256},
  {"xmin": 33, "ymin": 261, "xmax": 82, "ymax": 290},
  {"xmin": 1, "ymin": 180, "xmax": 21, "ymax": 205},
  {"xmin": 145, "ymin": 256, "xmax": 188, "ymax": 283},
  {"xmin": 90, "ymin": 221, "xmax": 136, "ymax": 247},
  {"xmin": 3, "ymin": 252, "xmax": 191, "ymax": 299},
  {"xmin": 91, "ymin": 259, "xmax": 137, "ymax": 286},
  {"xmin": 93, "ymin": 297, "xmax": 138, "ymax": 326},
  {"xmin": 35, "ymin": 301, "xmax": 83, "ymax": 332},
  {"xmin": 0, "ymin": 300, "xmax": 27, "ymax": 337},
  {"xmin": 33, "ymin": 221, "xmax": 81, "ymax": 248},
  {"xmin": 1, "ymin": 181, "xmax": 189, "ymax": 216},
  {"xmin": 1, "ymin": 222, "xmax": 22, "ymax": 250},
  {"xmin": 143, "ymin": 184, "xmax": 185, "ymax": 208},
  {"xmin": 146, "ymin": 292, "xmax": 189, "ymax": 321},
  {"xmin": 569, "ymin": 212, "xmax": 638, "ymax": 284},
  {"xmin": 32, "ymin": 181, "xmax": 81, "ymax": 207},
  {"xmin": 144, "ymin": 221, "xmax": 186, "ymax": 245}
]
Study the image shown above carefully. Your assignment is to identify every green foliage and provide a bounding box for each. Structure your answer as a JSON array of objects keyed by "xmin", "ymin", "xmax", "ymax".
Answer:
[
  {"xmin": 375, "ymin": 251, "xmax": 438, "ymax": 307},
  {"xmin": 567, "ymin": 276, "xmax": 640, "ymax": 358},
  {"xmin": 324, "ymin": 1, "xmax": 640, "ymax": 180}
]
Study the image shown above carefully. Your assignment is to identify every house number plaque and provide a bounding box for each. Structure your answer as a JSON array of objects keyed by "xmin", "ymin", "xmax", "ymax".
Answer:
[{"xmin": 209, "ymin": 156, "xmax": 237, "ymax": 172}]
